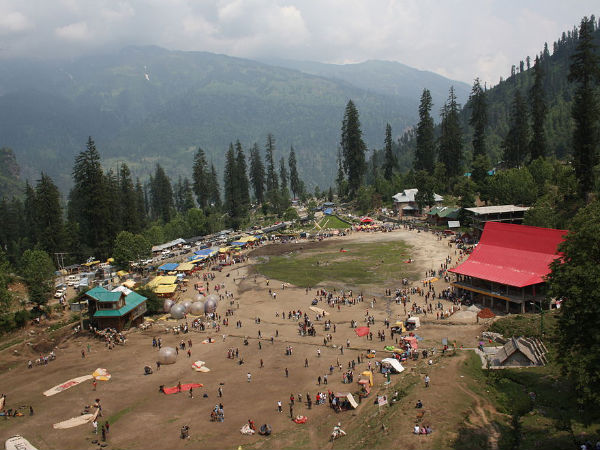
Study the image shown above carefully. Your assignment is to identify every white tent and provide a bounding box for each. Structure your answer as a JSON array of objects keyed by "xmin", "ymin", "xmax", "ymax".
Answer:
[
  {"xmin": 381, "ymin": 358, "xmax": 405, "ymax": 373},
  {"xmin": 407, "ymin": 317, "xmax": 420, "ymax": 328}
]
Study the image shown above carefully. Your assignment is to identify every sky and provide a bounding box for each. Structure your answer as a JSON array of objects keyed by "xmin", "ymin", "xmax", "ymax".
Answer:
[{"xmin": 0, "ymin": 0, "xmax": 597, "ymax": 85}]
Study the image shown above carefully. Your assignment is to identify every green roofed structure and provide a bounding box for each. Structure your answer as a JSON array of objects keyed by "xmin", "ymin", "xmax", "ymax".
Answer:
[
  {"xmin": 85, "ymin": 286, "xmax": 147, "ymax": 331},
  {"xmin": 427, "ymin": 206, "xmax": 460, "ymax": 225}
]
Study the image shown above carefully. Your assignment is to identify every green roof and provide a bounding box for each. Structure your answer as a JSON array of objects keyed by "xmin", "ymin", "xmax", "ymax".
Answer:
[
  {"xmin": 427, "ymin": 206, "xmax": 443, "ymax": 216},
  {"xmin": 93, "ymin": 291, "xmax": 147, "ymax": 318},
  {"xmin": 85, "ymin": 286, "xmax": 122, "ymax": 303},
  {"xmin": 438, "ymin": 207, "xmax": 460, "ymax": 219}
]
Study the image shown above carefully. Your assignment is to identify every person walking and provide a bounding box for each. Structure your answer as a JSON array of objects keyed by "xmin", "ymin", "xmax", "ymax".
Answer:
[
  {"xmin": 93, "ymin": 380, "xmax": 97, "ymax": 391},
  {"xmin": 189, "ymin": 387, "xmax": 194, "ymax": 398},
  {"xmin": 260, "ymin": 359, "xmax": 264, "ymax": 368},
  {"xmin": 92, "ymin": 420, "xmax": 98, "ymax": 434},
  {"xmin": 218, "ymin": 386, "xmax": 223, "ymax": 397},
  {"xmin": 177, "ymin": 381, "xmax": 182, "ymax": 393},
  {"xmin": 424, "ymin": 374, "xmax": 430, "ymax": 388},
  {"xmin": 277, "ymin": 401, "xmax": 282, "ymax": 412},
  {"xmin": 317, "ymin": 376, "xmax": 321, "ymax": 385},
  {"xmin": 304, "ymin": 358, "xmax": 309, "ymax": 368},
  {"xmin": 324, "ymin": 374, "xmax": 328, "ymax": 385},
  {"xmin": 285, "ymin": 367, "xmax": 289, "ymax": 377},
  {"xmin": 247, "ymin": 372, "xmax": 252, "ymax": 382}
]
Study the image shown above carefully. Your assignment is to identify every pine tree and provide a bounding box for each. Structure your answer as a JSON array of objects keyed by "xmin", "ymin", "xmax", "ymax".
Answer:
[
  {"xmin": 249, "ymin": 143, "xmax": 266, "ymax": 204},
  {"xmin": 149, "ymin": 164, "xmax": 174, "ymax": 223},
  {"xmin": 438, "ymin": 87, "xmax": 463, "ymax": 177},
  {"xmin": 104, "ymin": 168, "xmax": 121, "ymax": 248},
  {"xmin": 223, "ymin": 144, "xmax": 239, "ymax": 224},
  {"xmin": 119, "ymin": 163, "xmax": 140, "ymax": 233},
  {"xmin": 502, "ymin": 90, "xmax": 529, "ymax": 168},
  {"xmin": 529, "ymin": 56, "xmax": 548, "ymax": 160},
  {"xmin": 192, "ymin": 147, "xmax": 210, "ymax": 210},
  {"xmin": 383, "ymin": 123, "xmax": 397, "ymax": 179},
  {"xmin": 181, "ymin": 178, "xmax": 195, "ymax": 213},
  {"xmin": 568, "ymin": 17, "xmax": 600, "ymax": 198},
  {"xmin": 134, "ymin": 178, "xmax": 147, "ymax": 230},
  {"xmin": 208, "ymin": 163, "xmax": 221, "ymax": 209},
  {"xmin": 469, "ymin": 78, "xmax": 487, "ymax": 158},
  {"xmin": 288, "ymin": 146, "xmax": 301, "ymax": 199},
  {"xmin": 335, "ymin": 149, "xmax": 347, "ymax": 199},
  {"xmin": 235, "ymin": 141, "xmax": 250, "ymax": 214},
  {"xmin": 69, "ymin": 136, "xmax": 109, "ymax": 256},
  {"xmin": 34, "ymin": 173, "xmax": 64, "ymax": 256},
  {"xmin": 279, "ymin": 157, "xmax": 289, "ymax": 191},
  {"xmin": 23, "ymin": 181, "xmax": 37, "ymax": 244},
  {"xmin": 414, "ymin": 89, "xmax": 435, "ymax": 173},
  {"xmin": 340, "ymin": 100, "xmax": 367, "ymax": 196},
  {"xmin": 265, "ymin": 133, "xmax": 279, "ymax": 208}
]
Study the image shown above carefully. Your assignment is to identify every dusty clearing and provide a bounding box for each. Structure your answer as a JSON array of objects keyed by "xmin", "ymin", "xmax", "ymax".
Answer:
[{"xmin": 0, "ymin": 229, "xmax": 490, "ymax": 449}]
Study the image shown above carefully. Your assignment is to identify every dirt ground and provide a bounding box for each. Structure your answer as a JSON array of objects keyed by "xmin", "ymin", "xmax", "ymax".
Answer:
[{"xmin": 0, "ymin": 228, "xmax": 489, "ymax": 450}]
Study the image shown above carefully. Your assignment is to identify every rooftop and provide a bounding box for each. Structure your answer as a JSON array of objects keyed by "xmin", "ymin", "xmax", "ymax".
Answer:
[{"xmin": 465, "ymin": 205, "xmax": 530, "ymax": 215}]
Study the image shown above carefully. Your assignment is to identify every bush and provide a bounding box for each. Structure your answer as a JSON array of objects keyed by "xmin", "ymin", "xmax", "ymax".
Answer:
[{"xmin": 13, "ymin": 309, "xmax": 30, "ymax": 328}]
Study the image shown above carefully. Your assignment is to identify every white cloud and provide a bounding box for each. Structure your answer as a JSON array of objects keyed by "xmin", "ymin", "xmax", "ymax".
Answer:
[
  {"xmin": 0, "ymin": 10, "xmax": 32, "ymax": 33},
  {"xmin": 55, "ymin": 21, "xmax": 90, "ymax": 41},
  {"xmin": 0, "ymin": 0, "xmax": 597, "ymax": 85}
]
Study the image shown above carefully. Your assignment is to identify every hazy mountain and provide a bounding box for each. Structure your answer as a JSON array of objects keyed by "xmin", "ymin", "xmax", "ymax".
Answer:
[
  {"xmin": 262, "ymin": 58, "xmax": 470, "ymax": 109},
  {"xmin": 0, "ymin": 46, "xmax": 467, "ymax": 193}
]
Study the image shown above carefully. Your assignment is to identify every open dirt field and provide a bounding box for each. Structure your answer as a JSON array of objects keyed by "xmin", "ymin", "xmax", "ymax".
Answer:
[{"xmin": 0, "ymin": 228, "xmax": 490, "ymax": 450}]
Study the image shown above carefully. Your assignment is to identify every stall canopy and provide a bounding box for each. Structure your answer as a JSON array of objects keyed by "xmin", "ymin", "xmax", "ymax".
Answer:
[
  {"xmin": 154, "ymin": 284, "xmax": 177, "ymax": 295},
  {"xmin": 381, "ymin": 358, "xmax": 405, "ymax": 373},
  {"xmin": 159, "ymin": 263, "xmax": 179, "ymax": 272},
  {"xmin": 334, "ymin": 392, "xmax": 358, "ymax": 409},
  {"xmin": 146, "ymin": 276, "xmax": 178, "ymax": 289},
  {"xmin": 360, "ymin": 217, "xmax": 374, "ymax": 223},
  {"xmin": 229, "ymin": 241, "xmax": 247, "ymax": 248},
  {"xmin": 177, "ymin": 262, "xmax": 195, "ymax": 272},
  {"xmin": 194, "ymin": 248, "xmax": 218, "ymax": 257},
  {"xmin": 403, "ymin": 336, "xmax": 418, "ymax": 350}
]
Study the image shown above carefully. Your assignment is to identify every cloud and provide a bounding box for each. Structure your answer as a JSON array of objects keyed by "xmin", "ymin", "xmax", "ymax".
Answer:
[
  {"xmin": 55, "ymin": 21, "xmax": 90, "ymax": 41},
  {"xmin": 0, "ymin": 0, "xmax": 597, "ymax": 85},
  {"xmin": 0, "ymin": 10, "xmax": 32, "ymax": 33}
]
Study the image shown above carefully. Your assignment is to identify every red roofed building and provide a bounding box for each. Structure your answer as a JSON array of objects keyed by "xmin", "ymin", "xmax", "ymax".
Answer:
[{"xmin": 449, "ymin": 222, "xmax": 567, "ymax": 313}]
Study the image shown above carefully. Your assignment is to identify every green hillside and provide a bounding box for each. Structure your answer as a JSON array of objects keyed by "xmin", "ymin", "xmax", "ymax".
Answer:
[{"xmin": 0, "ymin": 46, "xmax": 464, "ymax": 192}]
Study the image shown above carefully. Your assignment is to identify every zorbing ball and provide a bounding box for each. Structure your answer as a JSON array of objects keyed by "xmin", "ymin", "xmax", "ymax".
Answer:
[
  {"xmin": 157, "ymin": 347, "xmax": 177, "ymax": 365},
  {"xmin": 195, "ymin": 293, "xmax": 205, "ymax": 302},
  {"xmin": 182, "ymin": 300, "xmax": 192, "ymax": 312},
  {"xmin": 163, "ymin": 299, "xmax": 174, "ymax": 313},
  {"xmin": 204, "ymin": 298, "xmax": 217, "ymax": 314},
  {"xmin": 170, "ymin": 303, "xmax": 186, "ymax": 319},
  {"xmin": 208, "ymin": 293, "xmax": 219, "ymax": 303},
  {"xmin": 190, "ymin": 301, "xmax": 204, "ymax": 315}
]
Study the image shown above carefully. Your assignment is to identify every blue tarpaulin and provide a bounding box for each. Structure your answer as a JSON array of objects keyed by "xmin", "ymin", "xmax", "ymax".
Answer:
[
  {"xmin": 230, "ymin": 241, "xmax": 247, "ymax": 247},
  {"xmin": 324, "ymin": 208, "xmax": 333, "ymax": 215},
  {"xmin": 158, "ymin": 263, "xmax": 179, "ymax": 271}
]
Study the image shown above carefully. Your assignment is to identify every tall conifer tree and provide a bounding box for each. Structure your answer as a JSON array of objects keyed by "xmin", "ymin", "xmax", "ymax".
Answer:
[
  {"xmin": 469, "ymin": 78, "xmax": 487, "ymax": 158},
  {"xmin": 249, "ymin": 143, "xmax": 265, "ymax": 204},
  {"xmin": 192, "ymin": 147, "xmax": 210, "ymax": 210},
  {"xmin": 503, "ymin": 90, "xmax": 530, "ymax": 168},
  {"xmin": 383, "ymin": 123, "xmax": 397, "ymax": 180},
  {"xmin": 288, "ymin": 146, "xmax": 301, "ymax": 199},
  {"xmin": 529, "ymin": 56, "xmax": 548, "ymax": 160},
  {"xmin": 340, "ymin": 100, "xmax": 367, "ymax": 196},
  {"xmin": 414, "ymin": 89, "xmax": 435, "ymax": 173},
  {"xmin": 438, "ymin": 87, "xmax": 463, "ymax": 177},
  {"xmin": 568, "ymin": 16, "xmax": 600, "ymax": 198}
]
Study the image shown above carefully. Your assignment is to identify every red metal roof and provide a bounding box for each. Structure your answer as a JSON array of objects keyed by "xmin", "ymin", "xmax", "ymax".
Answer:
[{"xmin": 449, "ymin": 222, "xmax": 567, "ymax": 287}]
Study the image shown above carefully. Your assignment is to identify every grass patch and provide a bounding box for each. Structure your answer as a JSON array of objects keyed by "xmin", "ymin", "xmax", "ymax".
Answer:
[
  {"xmin": 107, "ymin": 405, "xmax": 134, "ymax": 424},
  {"xmin": 256, "ymin": 241, "xmax": 415, "ymax": 287},
  {"xmin": 0, "ymin": 337, "xmax": 24, "ymax": 352},
  {"xmin": 488, "ymin": 311, "xmax": 559, "ymax": 341},
  {"xmin": 318, "ymin": 215, "xmax": 352, "ymax": 229}
]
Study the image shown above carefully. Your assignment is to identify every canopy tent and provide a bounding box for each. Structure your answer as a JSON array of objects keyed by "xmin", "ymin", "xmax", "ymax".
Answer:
[
  {"xmin": 360, "ymin": 217, "xmax": 374, "ymax": 223},
  {"xmin": 403, "ymin": 336, "xmax": 418, "ymax": 350},
  {"xmin": 116, "ymin": 270, "xmax": 128, "ymax": 277},
  {"xmin": 381, "ymin": 358, "xmax": 405, "ymax": 373},
  {"xmin": 177, "ymin": 262, "xmax": 195, "ymax": 272},
  {"xmin": 154, "ymin": 284, "xmax": 177, "ymax": 295},
  {"xmin": 360, "ymin": 370, "xmax": 373, "ymax": 386},
  {"xmin": 237, "ymin": 235, "xmax": 258, "ymax": 243},
  {"xmin": 333, "ymin": 392, "xmax": 358, "ymax": 409},
  {"xmin": 194, "ymin": 248, "xmax": 218, "ymax": 257},
  {"xmin": 407, "ymin": 317, "xmax": 421, "ymax": 328},
  {"xmin": 355, "ymin": 326, "xmax": 370, "ymax": 337},
  {"xmin": 146, "ymin": 276, "xmax": 178, "ymax": 289},
  {"xmin": 122, "ymin": 279, "xmax": 136, "ymax": 289},
  {"xmin": 189, "ymin": 255, "xmax": 207, "ymax": 263},
  {"xmin": 159, "ymin": 263, "xmax": 179, "ymax": 271},
  {"xmin": 229, "ymin": 241, "xmax": 247, "ymax": 247}
]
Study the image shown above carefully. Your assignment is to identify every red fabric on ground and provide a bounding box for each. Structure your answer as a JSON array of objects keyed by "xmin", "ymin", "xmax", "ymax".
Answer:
[
  {"xmin": 355, "ymin": 327, "xmax": 370, "ymax": 337},
  {"xmin": 163, "ymin": 383, "xmax": 203, "ymax": 395}
]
